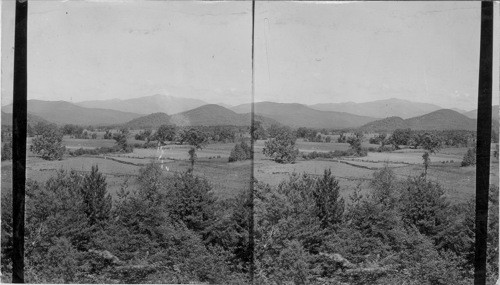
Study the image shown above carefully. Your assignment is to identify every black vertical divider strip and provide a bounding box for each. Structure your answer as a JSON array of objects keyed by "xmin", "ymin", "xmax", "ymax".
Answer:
[
  {"xmin": 249, "ymin": 0, "xmax": 256, "ymax": 283},
  {"xmin": 12, "ymin": 0, "xmax": 28, "ymax": 283},
  {"xmin": 474, "ymin": 1, "xmax": 493, "ymax": 285}
]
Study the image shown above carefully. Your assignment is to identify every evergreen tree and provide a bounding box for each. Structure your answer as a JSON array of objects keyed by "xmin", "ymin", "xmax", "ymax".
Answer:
[
  {"xmin": 312, "ymin": 169, "xmax": 344, "ymax": 229},
  {"xmin": 80, "ymin": 165, "xmax": 112, "ymax": 227},
  {"xmin": 399, "ymin": 176, "xmax": 449, "ymax": 237}
]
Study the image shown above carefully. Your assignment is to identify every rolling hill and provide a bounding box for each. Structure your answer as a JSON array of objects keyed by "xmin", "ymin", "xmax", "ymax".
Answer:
[
  {"xmin": 1, "ymin": 100, "xmax": 142, "ymax": 126},
  {"xmin": 462, "ymin": 105, "xmax": 499, "ymax": 122},
  {"xmin": 309, "ymin": 98, "xmax": 443, "ymax": 119},
  {"xmin": 405, "ymin": 109, "xmax": 476, "ymax": 130},
  {"xmin": 357, "ymin": 117, "xmax": 409, "ymax": 132},
  {"xmin": 231, "ymin": 102, "xmax": 376, "ymax": 129},
  {"xmin": 76, "ymin": 94, "xmax": 208, "ymax": 115},
  {"xmin": 1, "ymin": 111, "xmax": 50, "ymax": 127},
  {"xmin": 359, "ymin": 109, "xmax": 477, "ymax": 132},
  {"xmin": 124, "ymin": 112, "xmax": 172, "ymax": 129},
  {"xmin": 124, "ymin": 104, "xmax": 279, "ymax": 129}
]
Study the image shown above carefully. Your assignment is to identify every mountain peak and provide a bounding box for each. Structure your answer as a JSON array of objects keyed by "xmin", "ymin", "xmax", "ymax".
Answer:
[
  {"xmin": 360, "ymin": 108, "xmax": 476, "ymax": 132},
  {"xmin": 309, "ymin": 98, "xmax": 442, "ymax": 119},
  {"xmin": 76, "ymin": 94, "xmax": 208, "ymax": 115}
]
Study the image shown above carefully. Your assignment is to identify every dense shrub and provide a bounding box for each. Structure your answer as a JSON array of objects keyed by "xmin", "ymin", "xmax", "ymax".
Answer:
[
  {"xmin": 68, "ymin": 145, "xmax": 132, "ymax": 157},
  {"xmin": 228, "ymin": 141, "xmax": 251, "ymax": 162},
  {"xmin": 302, "ymin": 148, "xmax": 368, "ymax": 160},
  {"xmin": 461, "ymin": 147, "xmax": 476, "ymax": 167},
  {"xmin": 134, "ymin": 129, "xmax": 152, "ymax": 141},
  {"xmin": 1, "ymin": 163, "xmax": 250, "ymax": 283},
  {"xmin": 252, "ymin": 163, "xmax": 499, "ymax": 284},
  {"xmin": 377, "ymin": 145, "xmax": 395, "ymax": 152},
  {"xmin": 263, "ymin": 127, "xmax": 299, "ymax": 164},
  {"xmin": 30, "ymin": 123, "xmax": 66, "ymax": 161},
  {"xmin": 1, "ymin": 141, "xmax": 12, "ymax": 161}
]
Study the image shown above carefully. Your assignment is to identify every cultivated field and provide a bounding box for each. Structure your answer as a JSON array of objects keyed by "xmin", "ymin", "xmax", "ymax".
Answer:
[
  {"xmin": 3, "ymin": 137, "xmax": 497, "ymax": 205},
  {"xmin": 3, "ymin": 140, "xmax": 250, "ymax": 200},
  {"xmin": 253, "ymin": 140, "xmax": 499, "ymax": 203}
]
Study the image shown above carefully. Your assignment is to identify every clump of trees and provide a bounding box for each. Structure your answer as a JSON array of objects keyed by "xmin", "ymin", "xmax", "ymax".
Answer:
[
  {"xmin": 30, "ymin": 122, "xmax": 66, "ymax": 160},
  {"xmin": 251, "ymin": 121, "xmax": 268, "ymax": 141},
  {"xmin": 103, "ymin": 130, "xmax": 113, "ymax": 140},
  {"xmin": 228, "ymin": 141, "xmax": 251, "ymax": 162},
  {"xmin": 419, "ymin": 132, "xmax": 442, "ymax": 177},
  {"xmin": 388, "ymin": 129, "xmax": 475, "ymax": 149},
  {"xmin": 389, "ymin": 128, "xmax": 413, "ymax": 149},
  {"xmin": 1, "ymin": 127, "xmax": 12, "ymax": 161},
  {"xmin": 369, "ymin": 133, "xmax": 387, "ymax": 145},
  {"xmin": 1, "ymin": 141, "xmax": 12, "ymax": 161},
  {"xmin": 155, "ymin": 125, "xmax": 177, "ymax": 143},
  {"xmin": 337, "ymin": 132, "xmax": 347, "ymax": 143},
  {"xmin": 134, "ymin": 129, "xmax": 152, "ymax": 141},
  {"xmin": 263, "ymin": 126, "xmax": 299, "ymax": 164},
  {"xmin": 178, "ymin": 128, "xmax": 208, "ymax": 171},
  {"xmin": 461, "ymin": 147, "xmax": 476, "ymax": 167},
  {"xmin": 112, "ymin": 128, "xmax": 133, "ymax": 153},
  {"xmin": 254, "ymin": 166, "xmax": 499, "ymax": 284},
  {"xmin": 347, "ymin": 132, "xmax": 367, "ymax": 157},
  {"xmin": 1, "ymin": 163, "xmax": 251, "ymax": 283}
]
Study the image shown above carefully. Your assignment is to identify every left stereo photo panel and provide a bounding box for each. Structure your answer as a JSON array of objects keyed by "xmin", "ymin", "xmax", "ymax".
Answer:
[{"xmin": 1, "ymin": 1, "xmax": 253, "ymax": 283}]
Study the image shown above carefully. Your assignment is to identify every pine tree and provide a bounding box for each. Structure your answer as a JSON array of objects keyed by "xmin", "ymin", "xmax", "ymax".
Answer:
[
  {"xmin": 312, "ymin": 169, "xmax": 344, "ymax": 229},
  {"xmin": 80, "ymin": 165, "xmax": 112, "ymax": 227}
]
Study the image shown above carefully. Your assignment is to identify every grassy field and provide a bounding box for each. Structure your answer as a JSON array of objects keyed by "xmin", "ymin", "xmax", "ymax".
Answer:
[
  {"xmin": 349, "ymin": 151, "xmax": 461, "ymax": 164},
  {"xmin": 3, "ymin": 138, "xmax": 497, "ymax": 205},
  {"xmin": 62, "ymin": 138, "xmax": 115, "ymax": 149},
  {"xmin": 253, "ymin": 140, "xmax": 499, "ymax": 203},
  {"xmin": 3, "ymin": 141, "xmax": 249, "ymax": 201}
]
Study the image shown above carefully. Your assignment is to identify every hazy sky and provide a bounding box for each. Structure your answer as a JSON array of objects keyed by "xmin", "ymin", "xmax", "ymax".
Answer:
[{"xmin": 1, "ymin": 1, "xmax": 499, "ymax": 110}]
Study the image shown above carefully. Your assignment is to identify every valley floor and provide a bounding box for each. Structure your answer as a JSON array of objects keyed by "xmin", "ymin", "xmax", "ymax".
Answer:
[{"xmin": 3, "ymin": 138, "xmax": 497, "ymax": 205}]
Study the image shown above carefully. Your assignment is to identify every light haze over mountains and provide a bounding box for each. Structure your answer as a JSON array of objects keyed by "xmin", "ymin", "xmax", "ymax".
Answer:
[{"xmin": 2, "ymin": 94, "xmax": 496, "ymax": 131}]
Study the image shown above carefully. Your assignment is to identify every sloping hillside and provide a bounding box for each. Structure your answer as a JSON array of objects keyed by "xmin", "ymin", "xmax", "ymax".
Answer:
[
  {"xmin": 124, "ymin": 104, "xmax": 279, "ymax": 129},
  {"xmin": 1, "ymin": 111, "xmax": 50, "ymax": 127},
  {"xmin": 232, "ymin": 102, "xmax": 376, "ymax": 129},
  {"xmin": 463, "ymin": 105, "xmax": 499, "ymax": 122},
  {"xmin": 309, "ymin": 98, "xmax": 443, "ymax": 119},
  {"xmin": 359, "ymin": 109, "xmax": 477, "ymax": 132},
  {"xmin": 358, "ymin": 116, "xmax": 409, "ymax": 132},
  {"xmin": 406, "ymin": 109, "xmax": 476, "ymax": 130},
  {"xmin": 124, "ymin": 112, "xmax": 171, "ymax": 129},
  {"xmin": 170, "ymin": 104, "xmax": 250, "ymax": 126},
  {"xmin": 2, "ymin": 100, "xmax": 142, "ymax": 126},
  {"xmin": 76, "ymin": 94, "xmax": 208, "ymax": 115}
]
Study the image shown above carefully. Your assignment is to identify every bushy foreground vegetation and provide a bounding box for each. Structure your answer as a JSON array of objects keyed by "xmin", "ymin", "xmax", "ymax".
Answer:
[
  {"xmin": 254, "ymin": 167, "xmax": 499, "ymax": 284},
  {"xmin": 1, "ymin": 164, "xmax": 251, "ymax": 283}
]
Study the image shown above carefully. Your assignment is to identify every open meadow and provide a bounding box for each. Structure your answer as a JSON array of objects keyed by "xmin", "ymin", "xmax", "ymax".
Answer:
[
  {"xmin": 2, "ymin": 139, "xmax": 250, "ymax": 201},
  {"xmin": 253, "ymin": 140, "xmax": 499, "ymax": 203},
  {"xmin": 3, "ymin": 136, "xmax": 496, "ymax": 206}
]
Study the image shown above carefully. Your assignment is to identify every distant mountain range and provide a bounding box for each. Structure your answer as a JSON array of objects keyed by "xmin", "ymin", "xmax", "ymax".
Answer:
[
  {"xmin": 308, "ymin": 98, "xmax": 443, "ymax": 119},
  {"xmin": 124, "ymin": 104, "xmax": 278, "ymax": 129},
  {"xmin": 1, "ymin": 100, "xmax": 142, "ymax": 126},
  {"xmin": 1, "ymin": 96, "xmax": 496, "ymax": 132},
  {"xmin": 231, "ymin": 102, "xmax": 376, "ymax": 129},
  {"xmin": 359, "ymin": 109, "xmax": 477, "ymax": 132},
  {"xmin": 76, "ymin": 94, "xmax": 208, "ymax": 115}
]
